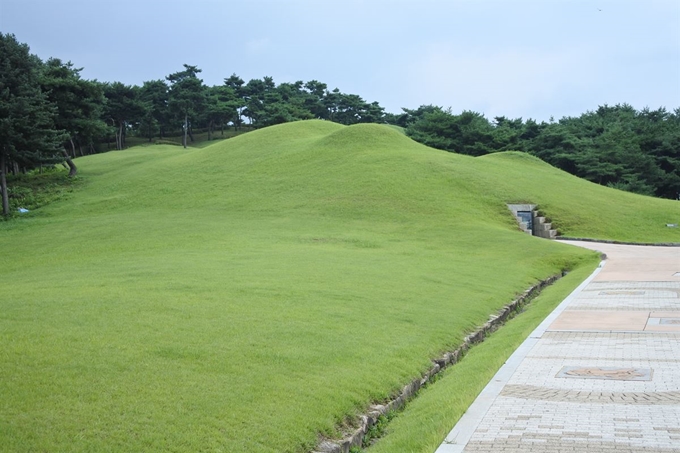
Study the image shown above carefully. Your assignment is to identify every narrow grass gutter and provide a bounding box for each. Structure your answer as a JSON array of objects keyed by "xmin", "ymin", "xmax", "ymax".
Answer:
[{"xmin": 312, "ymin": 272, "xmax": 566, "ymax": 453}]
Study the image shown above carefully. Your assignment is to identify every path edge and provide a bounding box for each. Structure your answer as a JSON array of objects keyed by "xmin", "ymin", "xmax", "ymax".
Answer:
[
  {"xmin": 312, "ymin": 270, "xmax": 578, "ymax": 453},
  {"xmin": 433, "ymin": 259, "xmax": 605, "ymax": 453}
]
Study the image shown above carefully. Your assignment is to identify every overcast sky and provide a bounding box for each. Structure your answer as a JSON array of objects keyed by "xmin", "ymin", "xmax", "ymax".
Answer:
[{"xmin": 1, "ymin": 0, "xmax": 679, "ymax": 121}]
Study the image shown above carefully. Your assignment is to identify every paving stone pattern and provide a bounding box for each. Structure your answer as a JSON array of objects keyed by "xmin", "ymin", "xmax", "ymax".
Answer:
[
  {"xmin": 567, "ymin": 283, "xmax": 680, "ymax": 311},
  {"xmin": 458, "ymin": 278, "xmax": 680, "ymax": 452}
]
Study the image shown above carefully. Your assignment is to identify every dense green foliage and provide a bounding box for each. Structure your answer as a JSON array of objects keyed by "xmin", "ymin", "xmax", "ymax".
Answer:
[
  {"xmin": 41, "ymin": 58, "xmax": 107, "ymax": 159},
  {"xmin": 2, "ymin": 121, "xmax": 678, "ymax": 452},
  {"xmin": 397, "ymin": 104, "xmax": 680, "ymax": 199},
  {"xmin": 0, "ymin": 34, "xmax": 66, "ymax": 214}
]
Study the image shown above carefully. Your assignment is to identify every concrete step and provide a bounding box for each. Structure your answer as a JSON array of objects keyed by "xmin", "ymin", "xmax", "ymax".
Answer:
[{"xmin": 507, "ymin": 204, "xmax": 558, "ymax": 239}]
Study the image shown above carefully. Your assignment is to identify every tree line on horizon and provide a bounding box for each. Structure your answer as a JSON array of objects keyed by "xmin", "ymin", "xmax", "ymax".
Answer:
[
  {"xmin": 2, "ymin": 32, "xmax": 679, "ymax": 217},
  {"xmin": 0, "ymin": 33, "xmax": 386, "ymax": 215}
]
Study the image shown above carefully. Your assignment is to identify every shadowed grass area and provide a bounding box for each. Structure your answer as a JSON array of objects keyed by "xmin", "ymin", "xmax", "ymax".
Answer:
[
  {"xmin": 0, "ymin": 120, "xmax": 676, "ymax": 452},
  {"xmin": 112, "ymin": 127, "xmax": 250, "ymax": 150},
  {"xmin": 2, "ymin": 167, "xmax": 81, "ymax": 217}
]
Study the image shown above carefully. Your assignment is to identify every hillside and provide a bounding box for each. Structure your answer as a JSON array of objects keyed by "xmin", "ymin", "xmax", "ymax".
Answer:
[{"xmin": 0, "ymin": 120, "xmax": 677, "ymax": 453}]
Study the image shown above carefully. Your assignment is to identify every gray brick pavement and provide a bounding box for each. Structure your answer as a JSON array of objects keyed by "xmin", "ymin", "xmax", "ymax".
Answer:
[{"xmin": 436, "ymin": 242, "xmax": 680, "ymax": 453}]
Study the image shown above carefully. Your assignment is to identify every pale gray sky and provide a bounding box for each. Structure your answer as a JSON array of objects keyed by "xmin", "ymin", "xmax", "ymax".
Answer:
[{"xmin": 1, "ymin": 0, "xmax": 679, "ymax": 121}]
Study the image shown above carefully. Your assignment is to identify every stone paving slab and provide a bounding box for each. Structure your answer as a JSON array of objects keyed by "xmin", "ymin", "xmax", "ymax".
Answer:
[
  {"xmin": 510, "ymin": 333, "xmax": 680, "ymax": 393},
  {"xmin": 584, "ymin": 243, "xmax": 680, "ymax": 282},
  {"xmin": 646, "ymin": 324, "xmax": 680, "ymax": 332},
  {"xmin": 548, "ymin": 310, "xmax": 649, "ymax": 331},
  {"xmin": 436, "ymin": 241, "xmax": 680, "ymax": 453},
  {"xmin": 567, "ymin": 282, "xmax": 680, "ymax": 311},
  {"xmin": 464, "ymin": 398, "xmax": 680, "ymax": 449},
  {"xmin": 652, "ymin": 312, "xmax": 680, "ymax": 319}
]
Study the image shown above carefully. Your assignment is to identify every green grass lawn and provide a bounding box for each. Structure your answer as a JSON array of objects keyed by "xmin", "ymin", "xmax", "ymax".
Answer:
[
  {"xmin": 1, "ymin": 121, "xmax": 677, "ymax": 452},
  {"xmin": 365, "ymin": 264, "xmax": 599, "ymax": 453}
]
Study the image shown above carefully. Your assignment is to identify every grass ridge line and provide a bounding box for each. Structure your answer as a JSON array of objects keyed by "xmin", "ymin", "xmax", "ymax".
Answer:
[{"xmin": 313, "ymin": 272, "xmax": 565, "ymax": 453}]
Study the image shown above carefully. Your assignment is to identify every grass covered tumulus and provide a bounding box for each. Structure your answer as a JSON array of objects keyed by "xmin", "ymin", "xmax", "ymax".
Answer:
[{"xmin": 1, "ymin": 120, "xmax": 678, "ymax": 452}]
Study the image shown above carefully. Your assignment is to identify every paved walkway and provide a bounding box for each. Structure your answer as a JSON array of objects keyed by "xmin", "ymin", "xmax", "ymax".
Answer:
[{"xmin": 436, "ymin": 241, "xmax": 680, "ymax": 453}]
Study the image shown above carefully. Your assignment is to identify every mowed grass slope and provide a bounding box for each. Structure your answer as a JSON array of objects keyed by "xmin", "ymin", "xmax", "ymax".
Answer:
[{"xmin": 0, "ymin": 120, "xmax": 677, "ymax": 452}]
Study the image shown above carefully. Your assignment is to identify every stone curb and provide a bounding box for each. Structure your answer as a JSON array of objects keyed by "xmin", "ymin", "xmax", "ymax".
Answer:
[
  {"xmin": 558, "ymin": 237, "xmax": 680, "ymax": 247},
  {"xmin": 312, "ymin": 273, "xmax": 564, "ymax": 453}
]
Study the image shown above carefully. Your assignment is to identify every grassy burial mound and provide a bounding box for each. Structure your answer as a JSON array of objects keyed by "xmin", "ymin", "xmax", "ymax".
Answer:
[{"xmin": 1, "ymin": 121, "xmax": 678, "ymax": 452}]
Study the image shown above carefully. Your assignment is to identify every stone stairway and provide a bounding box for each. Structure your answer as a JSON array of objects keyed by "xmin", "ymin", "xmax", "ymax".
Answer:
[
  {"xmin": 507, "ymin": 204, "xmax": 558, "ymax": 239},
  {"xmin": 533, "ymin": 214, "xmax": 558, "ymax": 239}
]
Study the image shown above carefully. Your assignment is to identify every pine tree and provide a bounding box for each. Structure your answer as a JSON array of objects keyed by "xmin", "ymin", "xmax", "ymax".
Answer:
[{"xmin": 0, "ymin": 33, "xmax": 65, "ymax": 216}]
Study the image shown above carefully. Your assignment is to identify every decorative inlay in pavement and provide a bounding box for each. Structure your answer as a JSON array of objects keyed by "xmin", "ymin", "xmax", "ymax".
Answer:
[
  {"xmin": 456, "ymin": 324, "xmax": 680, "ymax": 451},
  {"xmin": 583, "ymin": 288, "xmax": 677, "ymax": 296},
  {"xmin": 500, "ymin": 385, "xmax": 680, "ymax": 404},
  {"xmin": 556, "ymin": 366, "xmax": 653, "ymax": 381}
]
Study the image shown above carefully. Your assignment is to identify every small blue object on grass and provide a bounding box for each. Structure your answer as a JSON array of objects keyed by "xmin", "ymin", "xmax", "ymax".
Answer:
[{"xmin": 18, "ymin": 208, "xmax": 29, "ymax": 213}]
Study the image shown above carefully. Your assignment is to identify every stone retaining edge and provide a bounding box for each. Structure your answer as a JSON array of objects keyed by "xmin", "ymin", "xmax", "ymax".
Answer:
[{"xmin": 311, "ymin": 273, "xmax": 564, "ymax": 453}]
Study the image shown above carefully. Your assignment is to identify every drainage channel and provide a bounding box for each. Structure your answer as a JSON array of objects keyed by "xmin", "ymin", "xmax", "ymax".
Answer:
[{"xmin": 312, "ymin": 272, "xmax": 565, "ymax": 453}]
